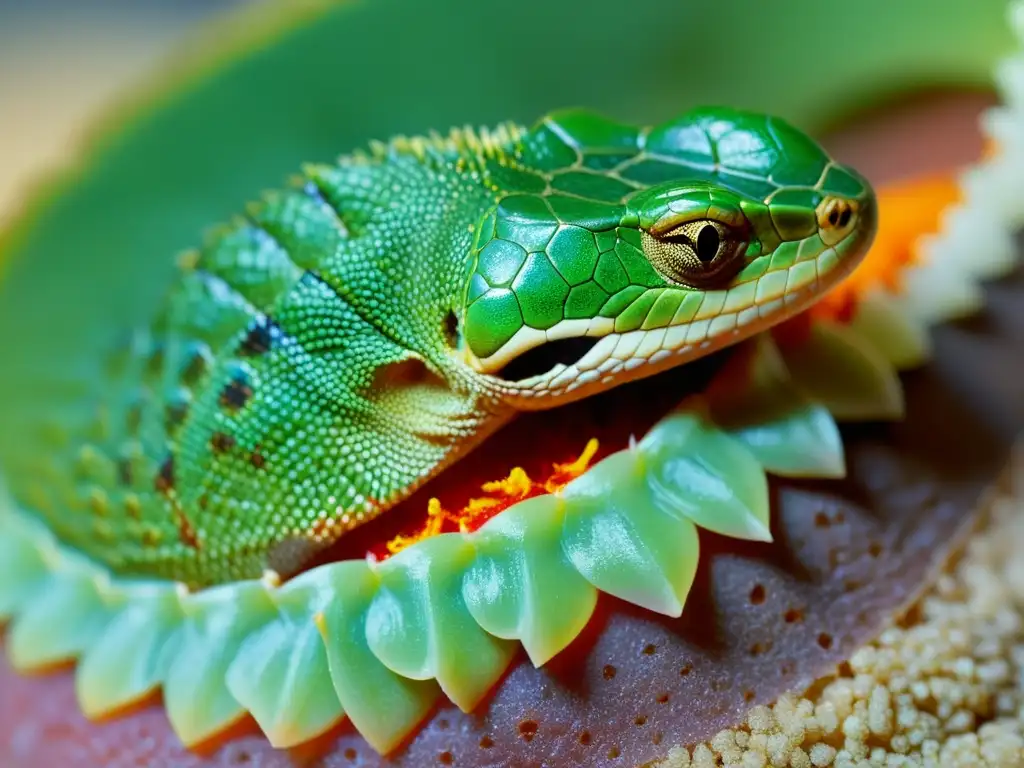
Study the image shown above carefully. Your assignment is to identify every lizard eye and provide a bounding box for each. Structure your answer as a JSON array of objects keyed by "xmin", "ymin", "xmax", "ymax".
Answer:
[
  {"xmin": 641, "ymin": 220, "xmax": 749, "ymax": 288},
  {"xmin": 695, "ymin": 222, "xmax": 720, "ymax": 263}
]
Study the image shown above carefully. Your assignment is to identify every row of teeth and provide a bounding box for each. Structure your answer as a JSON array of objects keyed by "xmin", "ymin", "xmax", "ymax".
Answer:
[{"xmin": 516, "ymin": 247, "xmax": 839, "ymax": 395}]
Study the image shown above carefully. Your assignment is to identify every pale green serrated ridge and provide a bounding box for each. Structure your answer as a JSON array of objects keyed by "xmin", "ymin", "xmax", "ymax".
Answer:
[{"xmin": 0, "ymin": 318, "xmax": 909, "ymax": 754}]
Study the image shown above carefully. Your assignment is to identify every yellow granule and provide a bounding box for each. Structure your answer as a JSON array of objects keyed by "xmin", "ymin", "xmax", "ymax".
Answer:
[{"xmin": 655, "ymin": 453, "xmax": 1024, "ymax": 768}]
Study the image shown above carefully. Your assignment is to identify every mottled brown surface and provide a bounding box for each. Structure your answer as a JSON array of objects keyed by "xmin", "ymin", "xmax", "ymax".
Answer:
[{"xmin": 2, "ymin": 94, "xmax": 1019, "ymax": 767}]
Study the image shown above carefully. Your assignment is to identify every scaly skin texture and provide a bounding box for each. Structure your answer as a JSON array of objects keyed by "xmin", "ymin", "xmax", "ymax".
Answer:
[{"xmin": 7, "ymin": 107, "xmax": 875, "ymax": 588}]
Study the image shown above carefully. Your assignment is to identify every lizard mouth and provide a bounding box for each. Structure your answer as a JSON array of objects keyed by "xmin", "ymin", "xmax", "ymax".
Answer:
[
  {"xmin": 495, "ymin": 335, "xmax": 601, "ymax": 382},
  {"xmin": 490, "ymin": 273, "xmax": 867, "ymax": 408}
]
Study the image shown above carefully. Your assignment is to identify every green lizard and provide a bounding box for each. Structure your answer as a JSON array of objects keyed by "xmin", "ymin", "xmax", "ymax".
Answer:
[{"xmin": 9, "ymin": 106, "xmax": 875, "ymax": 589}]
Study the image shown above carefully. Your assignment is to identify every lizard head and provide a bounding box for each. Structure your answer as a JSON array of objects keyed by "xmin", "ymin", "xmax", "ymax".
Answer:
[{"xmin": 456, "ymin": 107, "xmax": 877, "ymax": 409}]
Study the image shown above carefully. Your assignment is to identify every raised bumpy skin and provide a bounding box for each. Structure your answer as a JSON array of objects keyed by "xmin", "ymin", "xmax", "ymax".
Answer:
[{"xmin": 0, "ymin": 107, "xmax": 875, "ymax": 588}]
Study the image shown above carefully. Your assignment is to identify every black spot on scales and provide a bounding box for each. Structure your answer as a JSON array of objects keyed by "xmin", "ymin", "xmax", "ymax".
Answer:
[
  {"xmin": 210, "ymin": 432, "xmax": 237, "ymax": 454},
  {"xmin": 238, "ymin": 316, "xmax": 277, "ymax": 357},
  {"xmin": 155, "ymin": 457, "xmax": 175, "ymax": 495},
  {"xmin": 219, "ymin": 376, "xmax": 253, "ymax": 412},
  {"xmin": 443, "ymin": 310, "xmax": 460, "ymax": 348}
]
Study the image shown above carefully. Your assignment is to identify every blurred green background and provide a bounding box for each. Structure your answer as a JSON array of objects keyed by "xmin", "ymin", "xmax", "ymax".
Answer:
[{"xmin": 0, "ymin": 0, "xmax": 244, "ymax": 222}]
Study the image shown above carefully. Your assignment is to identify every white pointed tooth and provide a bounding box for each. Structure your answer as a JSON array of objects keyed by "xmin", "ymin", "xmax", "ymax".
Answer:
[
  {"xmin": 550, "ymin": 365, "xmax": 579, "ymax": 389},
  {"xmin": 613, "ymin": 330, "xmax": 644, "ymax": 360},
  {"xmin": 694, "ymin": 290, "xmax": 727, "ymax": 320},
  {"xmin": 545, "ymin": 319, "xmax": 590, "ymax": 341},
  {"xmin": 664, "ymin": 323, "xmax": 690, "ymax": 350},
  {"xmin": 708, "ymin": 313, "xmax": 737, "ymax": 337},
  {"xmin": 577, "ymin": 334, "xmax": 618, "ymax": 371},
  {"xmin": 636, "ymin": 327, "xmax": 668, "ymax": 359},
  {"xmin": 755, "ymin": 270, "xmax": 789, "ymax": 304},
  {"xmin": 623, "ymin": 357, "xmax": 645, "ymax": 371},
  {"xmin": 598, "ymin": 356, "xmax": 620, "ymax": 374},
  {"xmin": 575, "ymin": 369, "xmax": 600, "ymax": 386},
  {"xmin": 758, "ymin": 297, "xmax": 784, "ymax": 318},
  {"xmin": 649, "ymin": 348, "xmax": 672, "ymax": 365},
  {"xmin": 685, "ymin": 319, "xmax": 711, "ymax": 344},
  {"xmin": 737, "ymin": 305, "xmax": 760, "ymax": 327}
]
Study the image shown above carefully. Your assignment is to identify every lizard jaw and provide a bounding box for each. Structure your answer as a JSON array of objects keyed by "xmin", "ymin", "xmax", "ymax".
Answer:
[
  {"xmin": 478, "ymin": 211, "xmax": 876, "ymax": 410},
  {"xmin": 495, "ymin": 277, "xmax": 828, "ymax": 410}
]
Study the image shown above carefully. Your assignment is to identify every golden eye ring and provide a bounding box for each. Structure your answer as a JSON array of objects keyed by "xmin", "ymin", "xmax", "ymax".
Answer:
[
  {"xmin": 641, "ymin": 219, "xmax": 749, "ymax": 289},
  {"xmin": 817, "ymin": 196, "xmax": 856, "ymax": 231},
  {"xmin": 816, "ymin": 196, "xmax": 858, "ymax": 245}
]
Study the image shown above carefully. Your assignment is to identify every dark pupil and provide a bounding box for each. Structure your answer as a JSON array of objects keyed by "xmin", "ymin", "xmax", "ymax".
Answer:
[{"xmin": 695, "ymin": 224, "xmax": 720, "ymax": 264}]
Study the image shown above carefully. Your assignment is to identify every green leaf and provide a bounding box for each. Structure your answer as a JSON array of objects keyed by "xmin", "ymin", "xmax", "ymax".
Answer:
[
  {"xmin": 317, "ymin": 560, "xmax": 439, "ymax": 755},
  {"xmin": 8, "ymin": 558, "xmax": 122, "ymax": 671},
  {"xmin": 561, "ymin": 450, "xmax": 701, "ymax": 616},
  {"xmin": 779, "ymin": 320, "xmax": 905, "ymax": 421},
  {"xmin": 731, "ymin": 403, "xmax": 845, "ymax": 479},
  {"xmin": 163, "ymin": 580, "xmax": 277, "ymax": 747},
  {"xmin": 225, "ymin": 571, "xmax": 344, "ymax": 748},
  {"xmin": 848, "ymin": 290, "xmax": 932, "ymax": 370},
  {"xmin": 366, "ymin": 535, "xmax": 518, "ymax": 712},
  {"xmin": 464, "ymin": 494, "xmax": 598, "ymax": 666},
  {"xmin": 0, "ymin": 520, "xmax": 49, "ymax": 621},
  {"xmin": 706, "ymin": 337, "xmax": 845, "ymax": 478},
  {"xmin": 76, "ymin": 583, "xmax": 184, "ymax": 718},
  {"xmin": 639, "ymin": 406, "xmax": 773, "ymax": 541}
]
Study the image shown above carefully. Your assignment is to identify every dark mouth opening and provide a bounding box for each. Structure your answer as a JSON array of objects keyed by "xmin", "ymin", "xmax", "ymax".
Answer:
[{"xmin": 496, "ymin": 335, "xmax": 601, "ymax": 382}]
